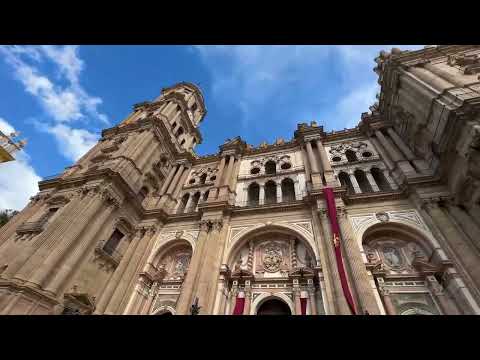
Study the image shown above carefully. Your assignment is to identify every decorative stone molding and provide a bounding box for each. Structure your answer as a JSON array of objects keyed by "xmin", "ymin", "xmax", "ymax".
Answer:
[
  {"xmin": 350, "ymin": 209, "xmax": 433, "ymax": 247},
  {"xmin": 199, "ymin": 219, "xmax": 223, "ymax": 232}
]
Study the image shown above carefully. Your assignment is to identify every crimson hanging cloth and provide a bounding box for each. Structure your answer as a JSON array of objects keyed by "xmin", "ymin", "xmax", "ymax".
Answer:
[
  {"xmin": 300, "ymin": 297, "xmax": 307, "ymax": 315},
  {"xmin": 322, "ymin": 187, "xmax": 356, "ymax": 315},
  {"xmin": 232, "ymin": 293, "xmax": 245, "ymax": 315}
]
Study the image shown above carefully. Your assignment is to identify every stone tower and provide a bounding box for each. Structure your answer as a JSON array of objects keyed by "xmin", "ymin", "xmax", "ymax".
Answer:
[{"xmin": 1, "ymin": 46, "xmax": 480, "ymax": 315}]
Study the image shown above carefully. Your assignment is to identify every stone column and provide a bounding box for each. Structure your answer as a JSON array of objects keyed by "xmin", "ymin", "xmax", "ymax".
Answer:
[
  {"xmin": 293, "ymin": 288, "xmax": 302, "ymax": 315},
  {"xmin": 44, "ymin": 198, "xmax": 119, "ymax": 295},
  {"xmin": 369, "ymin": 136, "xmax": 395, "ymax": 170},
  {"xmin": 259, "ymin": 183, "xmax": 265, "ymax": 205},
  {"xmin": 308, "ymin": 287, "xmax": 317, "ymax": 315},
  {"xmin": 277, "ymin": 181, "xmax": 282, "ymax": 203},
  {"xmin": 158, "ymin": 165, "xmax": 178, "ymax": 196},
  {"xmin": 318, "ymin": 272, "xmax": 330, "ymax": 315},
  {"xmin": 94, "ymin": 229, "xmax": 144, "ymax": 313},
  {"xmin": 175, "ymin": 224, "xmax": 210, "ymax": 314},
  {"xmin": 301, "ymin": 147, "xmax": 311, "ymax": 181},
  {"xmin": 183, "ymin": 194, "xmax": 194, "ymax": 214},
  {"xmin": 445, "ymin": 203, "xmax": 480, "ymax": 253},
  {"xmin": 104, "ymin": 226, "xmax": 156, "ymax": 314},
  {"xmin": 421, "ymin": 200, "xmax": 480, "ymax": 301},
  {"xmin": 365, "ymin": 170, "xmax": 380, "ymax": 192},
  {"xmin": 387, "ymin": 127, "xmax": 416, "ymax": 160},
  {"xmin": 375, "ymin": 130, "xmax": 404, "ymax": 163},
  {"xmin": 243, "ymin": 283, "xmax": 252, "ymax": 315},
  {"xmin": 426, "ymin": 275, "xmax": 460, "ymax": 315},
  {"xmin": 166, "ymin": 165, "xmax": 185, "ymax": 195},
  {"xmin": 172, "ymin": 166, "xmax": 190, "ymax": 199},
  {"xmin": 379, "ymin": 287, "xmax": 396, "ymax": 315},
  {"xmin": 305, "ymin": 141, "xmax": 319, "ymax": 173},
  {"xmin": 383, "ymin": 169, "xmax": 398, "ymax": 190},
  {"xmin": 140, "ymin": 282, "xmax": 159, "ymax": 315},
  {"xmin": 348, "ymin": 172, "xmax": 362, "ymax": 194},
  {"xmin": 318, "ymin": 209, "xmax": 351, "ymax": 315},
  {"xmin": 25, "ymin": 190, "xmax": 112, "ymax": 292},
  {"xmin": 223, "ymin": 156, "xmax": 236, "ymax": 187},
  {"xmin": 214, "ymin": 157, "xmax": 227, "ymax": 188},
  {"xmin": 229, "ymin": 156, "xmax": 241, "ymax": 191},
  {"xmin": 337, "ymin": 209, "xmax": 381, "ymax": 314},
  {"xmin": 294, "ymin": 180, "xmax": 301, "ymax": 200},
  {"xmin": 7, "ymin": 191, "xmax": 90, "ymax": 282},
  {"xmin": 201, "ymin": 220, "xmax": 230, "ymax": 314}
]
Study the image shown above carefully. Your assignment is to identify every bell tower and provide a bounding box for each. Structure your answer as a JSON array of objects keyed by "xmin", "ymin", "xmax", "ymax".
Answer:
[{"xmin": 120, "ymin": 82, "xmax": 206, "ymax": 153}]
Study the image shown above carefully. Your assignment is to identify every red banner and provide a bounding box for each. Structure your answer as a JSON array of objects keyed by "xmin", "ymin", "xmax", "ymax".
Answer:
[
  {"xmin": 232, "ymin": 292, "xmax": 245, "ymax": 315},
  {"xmin": 322, "ymin": 187, "xmax": 356, "ymax": 315},
  {"xmin": 300, "ymin": 298, "xmax": 307, "ymax": 315}
]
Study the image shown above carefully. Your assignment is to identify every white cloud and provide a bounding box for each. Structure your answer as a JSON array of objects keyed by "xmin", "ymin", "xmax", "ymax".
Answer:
[
  {"xmin": 35, "ymin": 123, "xmax": 99, "ymax": 161},
  {"xmin": 194, "ymin": 45, "xmax": 425, "ymax": 130},
  {"xmin": 0, "ymin": 118, "xmax": 41, "ymax": 211},
  {"xmin": 0, "ymin": 45, "xmax": 109, "ymax": 161},
  {"xmin": 0, "ymin": 117, "xmax": 16, "ymax": 135}
]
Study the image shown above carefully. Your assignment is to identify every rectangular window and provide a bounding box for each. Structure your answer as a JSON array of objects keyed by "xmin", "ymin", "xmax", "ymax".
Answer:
[{"xmin": 103, "ymin": 229, "xmax": 124, "ymax": 255}]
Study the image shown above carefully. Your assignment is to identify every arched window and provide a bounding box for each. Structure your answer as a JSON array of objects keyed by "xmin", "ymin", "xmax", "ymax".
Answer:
[
  {"xmin": 264, "ymin": 180, "xmax": 277, "ymax": 204},
  {"xmin": 200, "ymin": 173, "xmax": 207, "ymax": 184},
  {"xmin": 248, "ymin": 183, "xmax": 260, "ymax": 206},
  {"xmin": 180, "ymin": 139, "xmax": 186, "ymax": 146},
  {"xmin": 338, "ymin": 172, "xmax": 355, "ymax": 194},
  {"xmin": 189, "ymin": 192, "xmax": 201, "ymax": 212},
  {"xmin": 281, "ymin": 178, "xmax": 296, "ymax": 202},
  {"xmin": 139, "ymin": 187, "xmax": 149, "ymax": 202},
  {"xmin": 371, "ymin": 167, "xmax": 391, "ymax": 191},
  {"xmin": 265, "ymin": 161, "xmax": 276, "ymax": 175},
  {"xmin": 346, "ymin": 149, "xmax": 358, "ymax": 162},
  {"xmin": 177, "ymin": 193, "xmax": 189, "ymax": 214},
  {"xmin": 191, "ymin": 102, "xmax": 198, "ymax": 112},
  {"xmin": 354, "ymin": 170, "xmax": 372, "ymax": 193},
  {"xmin": 176, "ymin": 127, "xmax": 184, "ymax": 137},
  {"xmin": 362, "ymin": 224, "xmax": 445, "ymax": 315}
]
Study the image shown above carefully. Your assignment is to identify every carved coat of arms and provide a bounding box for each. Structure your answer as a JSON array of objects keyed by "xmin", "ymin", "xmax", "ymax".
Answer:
[{"xmin": 262, "ymin": 244, "xmax": 283, "ymax": 272}]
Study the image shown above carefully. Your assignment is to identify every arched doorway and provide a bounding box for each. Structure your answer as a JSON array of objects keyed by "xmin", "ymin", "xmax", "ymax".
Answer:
[
  {"xmin": 224, "ymin": 225, "xmax": 323, "ymax": 315},
  {"xmin": 257, "ymin": 298, "xmax": 291, "ymax": 315}
]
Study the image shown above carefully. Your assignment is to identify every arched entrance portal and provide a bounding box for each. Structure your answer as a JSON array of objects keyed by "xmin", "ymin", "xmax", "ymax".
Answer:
[{"xmin": 257, "ymin": 298, "xmax": 291, "ymax": 315}]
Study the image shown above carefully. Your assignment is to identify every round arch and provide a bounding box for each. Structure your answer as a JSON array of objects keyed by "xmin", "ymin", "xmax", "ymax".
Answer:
[
  {"xmin": 143, "ymin": 238, "xmax": 193, "ymax": 274},
  {"xmin": 225, "ymin": 223, "xmax": 319, "ymax": 268},
  {"xmin": 250, "ymin": 293, "xmax": 295, "ymax": 315},
  {"xmin": 353, "ymin": 214, "xmax": 448, "ymax": 263},
  {"xmin": 151, "ymin": 305, "xmax": 177, "ymax": 315}
]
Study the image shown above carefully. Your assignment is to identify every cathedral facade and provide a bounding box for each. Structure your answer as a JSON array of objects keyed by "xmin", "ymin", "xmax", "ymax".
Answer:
[{"xmin": 1, "ymin": 45, "xmax": 480, "ymax": 315}]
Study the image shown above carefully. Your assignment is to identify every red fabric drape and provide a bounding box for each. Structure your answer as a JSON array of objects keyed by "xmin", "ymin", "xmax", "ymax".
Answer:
[
  {"xmin": 232, "ymin": 296, "xmax": 245, "ymax": 315},
  {"xmin": 322, "ymin": 187, "xmax": 356, "ymax": 315},
  {"xmin": 300, "ymin": 298, "xmax": 307, "ymax": 315}
]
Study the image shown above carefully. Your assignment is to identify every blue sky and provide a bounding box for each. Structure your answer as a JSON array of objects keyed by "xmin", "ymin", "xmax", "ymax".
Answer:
[{"xmin": 0, "ymin": 45, "xmax": 423, "ymax": 210}]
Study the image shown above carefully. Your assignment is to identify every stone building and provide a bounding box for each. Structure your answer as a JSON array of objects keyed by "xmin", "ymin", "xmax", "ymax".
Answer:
[
  {"xmin": 1, "ymin": 45, "xmax": 480, "ymax": 315},
  {"xmin": 0, "ymin": 128, "xmax": 26, "ymax": 164}
]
